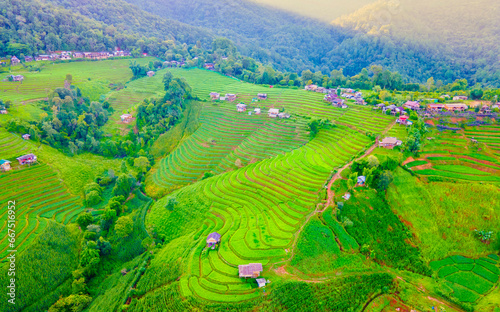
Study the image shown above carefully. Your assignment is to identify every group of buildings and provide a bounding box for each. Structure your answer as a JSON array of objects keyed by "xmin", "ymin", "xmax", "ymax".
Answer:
[
  {"xmin": 6, "ymin": 50, "xmax": 132, "ymax": 65},
  {"xmin": 0, "ymin": 153, "xmax": 37, "ymax": 172}
]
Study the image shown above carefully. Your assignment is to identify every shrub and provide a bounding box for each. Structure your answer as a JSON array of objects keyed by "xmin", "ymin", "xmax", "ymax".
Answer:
[
  {"xmin": 115, "ymin": 216, "xmax": 134, "ymax": 238},
  {"xmin": 48, "ymin": 294, "xmax": 92, "ymax": 312}
]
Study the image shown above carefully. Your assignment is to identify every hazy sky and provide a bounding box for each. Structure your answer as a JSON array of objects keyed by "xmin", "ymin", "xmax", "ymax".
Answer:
[{"xmin": 249, "ymin": 0, "xmax": 375, "ymax": 22}]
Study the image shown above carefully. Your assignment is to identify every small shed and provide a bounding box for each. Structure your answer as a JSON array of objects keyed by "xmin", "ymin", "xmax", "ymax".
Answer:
[
  {"xmin": 11, "ymin": 56, "xmax": 20, "ymax": 65},
  {"xmin": 0, "ymin": 160, "xmax": 11, "ymax": 172},
  {"xmin": 236, "ymin": 103, "xmax": 247, "ymax": 112},
  {"xmin": 17, "ymin": 154, "xmax": 37, "ymax": 165},
  {"xmin": 277, "ymin": 112, "xmax": 290, "ymax": 119},
  {"xmin": 398, "ymin": 115, "xmax": 410, "ymax": 125},
  {"xmin": 0, "ymin": 109, "xmax": 7, "ymax": 114},
  {"xmin": 147, "ymin": 71, "xmax": 155, "ymax": 77},
  {"xmin": 206, "ymin": 232, "xmax": 221, "ymax": 249},
  {"xmin": 305, "ymin": 84, "xmax": 318, "ymax": 91},
  {"xmin": 453, "ymin": 96, "xmax": 468, "ymax": 101},
  {"xmin": 404, "ymin": 101, "xmax": 420, "ymax": 110},
  {"xmin": 268, "ymin": 109, "xmax": 279, "ymax": 118},
  {"xmin": 120, "ymin": 114, "xmax": 133, "ymax": 123},
  {"xmin": 342, "ymin": 193, "xmax": 351, "ymax": 200},
  {"xmin": 257, "ymin": 93, "xmax": 267, "ymax": 100},
  {"xmin": 254, "ymin": 108, "xmax": 261, "ymax": 115},
  {"xmin": 238, "ymin": 263, "xmax": 263, "ymax": 278},
  {"xmin": 256, "ymin": 278, "xmax": 267, "ymax": 288},
  {"xmin": 22, "ymin": 134, "xmax": 30, "ymax": 140},
  {"xmin": 226, "ymin": 94, "xmax": 237, "ymax": 102},
  {"xmin": 357, "ymin": 176, "xmax": 366, "ymax": 185},
  {"xmin": 210, "ymin": 92, "xmax": 220, "ymax": 100}
]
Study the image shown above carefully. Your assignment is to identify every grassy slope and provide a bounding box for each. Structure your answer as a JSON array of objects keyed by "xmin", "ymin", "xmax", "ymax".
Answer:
[
  {"xmin": 388, "ymin": 168, "xmax": 500, "ymax": 261},
  {"xmin": 0, "ymin": 58, "xmax": 154, "ymax": 105}
]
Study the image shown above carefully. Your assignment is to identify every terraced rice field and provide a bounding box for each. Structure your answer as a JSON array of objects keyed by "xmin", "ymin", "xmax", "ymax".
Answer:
[
  {"xmin": 0, "ymin": 164, "xmax": 84, "ymax": 263},
  {"xmin": 415, "ymin": 129, "xmax": 500, "ymax": 183},
  {"xmin": 152, "ymin": 69, "xmax": 392, "ymax": 191},
  {"xmin": 464, "ymin": 125, "xmax": 500, "ymax": 152},
  {"xmin": 149, "ymin": 125, "xmax": 373, "ymax": 303},
  {"xmin": 430, "ymin": 255, "xmax": 499, "ymax": 303},
  {"xmin": 0, "ymin": 130, "xmax": 33, "ymax": 160}
]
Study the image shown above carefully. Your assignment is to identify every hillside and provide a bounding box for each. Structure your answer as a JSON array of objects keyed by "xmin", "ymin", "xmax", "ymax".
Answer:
[
  {"xmin": 250, "ymin": 0, "xmax": 374, "ymax": 22},
  {"xmin": 333, "ymin": 0, "xmax": 500, "ymax": 86},
  {"xmin": 0, "ymin": 0, "xmax": 213, "ymax": 56}
]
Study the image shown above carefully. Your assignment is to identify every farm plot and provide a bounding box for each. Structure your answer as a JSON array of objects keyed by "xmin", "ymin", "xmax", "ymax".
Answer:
[
  {"xmin": 0, "ymin": 164, "xmax": 84, "ymax": 263},
  {"xmin": 464, "ymin": 126, "xmax": 500, "ymax": 151},
  {"xmin": 0, "ymin": 129, "xmax": 33, "ymax": 160},
  {"xmin": 430, "ymin": 255, "xmax": 499, "ymax": 303},
  {"xmin": 152, "ymin": 102, "xmax": 310, "ymax": 191},
  {"xmin": 0, "ymin": 58, "xmax": 154, "ymax": 105},
  {"xmin": 147, "ymin": 126, "xmax": 371, "ymax": 303},
  {"xmin": 415, "ymin": 130, "xmax": 500, "ymax": 183}
]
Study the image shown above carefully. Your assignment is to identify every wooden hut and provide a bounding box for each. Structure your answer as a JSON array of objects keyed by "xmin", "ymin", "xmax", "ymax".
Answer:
[
  {"xmin": 17, "ymin": 154, "xmax": 37, "ymax": 166},
  {"xmin": 120, "ymin": 114, "xmax": 133, "ymax": 123},
  {"xmin": 0, "ymin": 160, "xmax": 11, "ymax": 172},
  {"xmin": 268, "ymin": 108, "xmax": 279, "ymax": 118},
  {"xmin": 257, "ymin": 93, "xmax": 267, "ymax": 100},
  {"xmin": 238, "ymin": 263, "xmax": 263, "ymax": 278},
  {"xmin": 206, "ymin": 232, "xmax": 221, "ymax": 249},
  {"xmin": 236, "ymin": 103, "xmax": 247, "ymax": 112}
]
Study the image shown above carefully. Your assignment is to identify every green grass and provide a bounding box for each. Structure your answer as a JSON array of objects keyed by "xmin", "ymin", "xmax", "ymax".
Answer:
[
  {"xmin": 406, "ymin": 160, "xmax": 428, "ymax": 168},
  {"xmin": 0, "ymin": 58, "xmax": 154, "ymax": 105},
  {"xmin": 433, "ymin": 165, "xmax": 491, "ymax": 175},
  {"xmin": 388, "ymin": 168, "xmax": 500, "ymax": 261}
]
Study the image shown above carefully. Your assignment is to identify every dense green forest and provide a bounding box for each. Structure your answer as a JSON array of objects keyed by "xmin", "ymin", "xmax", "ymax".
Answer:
[
  {"xmin": 0, "ymin": 0, "xmax": 213, "ymax": 56},
  {"xmin": 334, "ymin": 0, "xmax": 500, "ymax": 86},
  {"xmin": 121, "ymin": 0, "xmax": 500, "ymax": 86}
]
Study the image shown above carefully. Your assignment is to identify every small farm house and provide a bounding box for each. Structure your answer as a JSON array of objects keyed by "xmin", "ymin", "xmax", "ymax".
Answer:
[
  {"xmin": 0, "ymin": 160, "xmax": 11, "ymax": 172},
  {"xmin": 254, "ymin": 108, "xmax": 261, "ymax": 115},
  {"xmin": 17, "ymin": 154, "xmax": 37, "ymax": 166},
  {"xmin": 236, "ymin": 103, "xmax": 247, "ymax": 112},
  {"xmin": 238, "ymin": 263, "xmax": 263, "ymax": 278},
  {"xmin": 256, "ymin": 278, "xmax": 267, "ymax": 288},
  {"xmin": 257, "ymin": 93, "xmax": 267, "ymax": 100},
  {"xmin": 357, "ymin": 176, "xmax": 366, "ymax": 185},
  {"xmin": 120, "ymin": 114, "xmax": 133, "ymax": 123},
  {"xmin": 210, "ymin": 92, "xmax": 220, "ymax": 100},
  {"xmin": 0, "ymin": 109, "xmax": 7, "ymax": 114},
  {"xmin": 22, "ymin": 134, "xmax": 30, "ymax": 140},
  {"xmin": 226, "ymin": 94, "xmax": 237, "ymax": 102},
  {"xmin": 268, "ymin": 108, "xmax": 279, "ymax": 118},
  {"xmin": 147, "ymin": 71, "xmax": 155, "ymax": 77},
  {"xmin": 206, "ymin": 232, "xmax": 221, "ymax": 249},
  {"xmin": 379, "ymin": 137, "xmax": 402, "ymax": 149}
]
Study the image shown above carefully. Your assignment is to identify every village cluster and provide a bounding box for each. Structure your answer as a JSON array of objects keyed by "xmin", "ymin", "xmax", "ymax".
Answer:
[{"xmin": 209, "ymin": 92, "xmax": 291, "ymax": 119}]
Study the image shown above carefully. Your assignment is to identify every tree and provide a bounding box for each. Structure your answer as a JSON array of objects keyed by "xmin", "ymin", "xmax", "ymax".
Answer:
[
  {"xmin": 71, "ymin": 278, "xmax": 86, "ymax": 294},
  {"xmin": 377, "ymin": 171, "xmax": 394, "ymax": 191},
  {"xmin": 76, "ymin": 212, "xmax": 93, "ymax": 229},
  {"xmin": 165, "ymin": 197, "xmax": 178, "ymax": 211},
  {"xmin": 85, "ymin": 191, "xmax": 101, "ymax": 206},
  {"xmin": 134, "ymin": 156, "xmax": 150, "ymax": 173},
  {"xmin": 366, "ymin": 155, "xmax": 380, "ymax": 168},
  {"xmin": 115, "ymin": 216, "xmax": 133, "ymax": 238},
  {"xmin": 101, "ymin": 208, "xmax": 117, "ymax": 231},
  {"xmin": 113, "ymin": 174, "xmax": 133, "ymax": 197},
  {"xmin": 163, "ymin": 71, "xmax": 173, "ymax": 91},
  {"xmin": 301, "ymin": 70, "xmax": 313, "ymax": 85},
  {"xmin": 470, "ymin": 89, "xmax": 484, "ymax": 100},
  {"xmin": 48, "ymin": 294, "xmax": 92, "ymax": 312}
]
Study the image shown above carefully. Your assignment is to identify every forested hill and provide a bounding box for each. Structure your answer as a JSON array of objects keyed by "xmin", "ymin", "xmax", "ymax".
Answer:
[
  {"xmin": 0, "ymin": 0, "xmax": 213, "ymax": 56},
  {"xmin": 120, "ymin": 0, "xmax": 496, "ymax": 86},
  {"xmin": 333, "ymin": 0, "xmax": 500, "ymax": 86}
]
